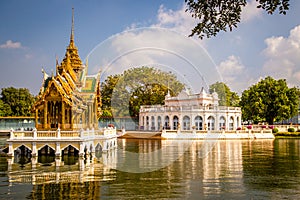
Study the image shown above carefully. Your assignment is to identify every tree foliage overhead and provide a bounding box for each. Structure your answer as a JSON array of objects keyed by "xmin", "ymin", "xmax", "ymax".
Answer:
[
  {"xmin": 185, "ymin": 0, "xmax": 290, "ymax": 39},
  {"xmin": 240, "ymin": 76, "xmax": 299, "ymax": 125},
  {"xmin": 209, "ymin": 82, "xmax": 240, "ymax": 106},
  {"xmin": 0, "ymin": 87, "xmax": 35, "ymax": 117},
  {"xmin": 101, "ymin": 66, "xmax": 185, "ymax": 118}
]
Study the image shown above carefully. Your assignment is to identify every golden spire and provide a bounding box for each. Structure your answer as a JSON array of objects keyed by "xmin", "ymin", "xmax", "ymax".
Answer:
[
  {"xmin": 55, "ymin": 55, "xmax": 59, "ymax": 75},
  {"xmin": 70, "ymin": 8, "xmax": 75, "ymax": 46}
]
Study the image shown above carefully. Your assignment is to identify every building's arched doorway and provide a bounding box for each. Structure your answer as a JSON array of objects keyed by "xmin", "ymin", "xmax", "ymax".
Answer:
[
  {"xmin": 219, "ymin": 116, "xmax": 226, "ymax": 130},
  {"xmin": 195, "ymin": 116, "xmax": 203, "ymax": 130},
  {"xmin": 229, "ymin": 117, "xmax": 234, "ymax": 130},
  {"xmin": 164, "ymin": 116, "xmax": 170, "ymax": 129},
  {"xmin": 183, "ymin": 116, "xmax": 190, "ymax": 130},
  {"xmin": 151, "ymin": 116, "xmax": 155, "ymax": 130},
  {"xmin": 173, "ymin": 116, "xmax": 179, "ymax": 130},
  {"xmin": 157, "ymin": 116, "xmax": 161, "ymax": 130},
  {"xmin": 207, "ymin": 116, "xmax": 215, "ymax": 130},
  {"xmin": 146, "ymin": 116, "xmax": 149, "ymax": 130}
]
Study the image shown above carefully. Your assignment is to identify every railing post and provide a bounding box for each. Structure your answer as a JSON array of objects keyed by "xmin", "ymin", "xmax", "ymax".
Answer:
[
  {"xmin": 10, "ymin": 128, "xmax": 14, "ymax": 139},
  {"xmin": 33, "ymin": 128, "xmax": 37, "ymax": 139},
  {"xmin": 57, "ymin": 128, "xmax": 61, "ymax": 139},
  {"xmin": 80, "ymin": 128, "xmax": 84, "ymax": 138}
]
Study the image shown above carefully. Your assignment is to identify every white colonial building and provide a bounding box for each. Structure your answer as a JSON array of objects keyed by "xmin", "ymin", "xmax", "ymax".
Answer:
[{"xmin": 139, "ymin": 88, "xmax": 242, "ymax": 132}]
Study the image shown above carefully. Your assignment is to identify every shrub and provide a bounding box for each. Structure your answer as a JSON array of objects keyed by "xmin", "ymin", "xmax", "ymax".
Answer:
[
  {"xmin": 288, "ymin": 127, "xmax": 295, "ymax": 132},
  {"xmin": 272, "ymin": 127, "xmax": 279, "ymax": 133}
]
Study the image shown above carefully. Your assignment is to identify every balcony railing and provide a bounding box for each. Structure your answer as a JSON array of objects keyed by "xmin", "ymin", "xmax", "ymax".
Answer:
[
  {"xmin": 140, "ymin": 105, "xmax": 241, "ymax": 113},
  {"xmin": 8, "ymin": 127, "xmax": 117, "ymax": 141}
]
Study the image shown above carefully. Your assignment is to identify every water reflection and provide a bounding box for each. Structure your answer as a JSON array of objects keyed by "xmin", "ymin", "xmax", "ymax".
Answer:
[{"xmin": 0, "ymin": 139, "xmax": 300, "ymax": 199}]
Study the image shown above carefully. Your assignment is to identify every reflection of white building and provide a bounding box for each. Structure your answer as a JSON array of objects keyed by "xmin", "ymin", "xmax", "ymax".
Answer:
[{"xmin": 139, "ymin": 88, "xmax": 242, "ymax": 131}]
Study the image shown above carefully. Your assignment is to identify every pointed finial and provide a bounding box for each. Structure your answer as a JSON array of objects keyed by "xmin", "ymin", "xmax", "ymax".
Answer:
[
  {"xmin": 70, "ymin": 7, "xmax": 75, "ymax": 43},
  {"xmin": 56, "ymin": 55, "xmax": 59, "ymax": 75}
]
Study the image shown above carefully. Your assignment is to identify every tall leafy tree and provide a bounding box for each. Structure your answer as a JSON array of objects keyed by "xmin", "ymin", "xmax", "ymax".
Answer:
[
  {"xmin": 100, "ymin": 74, "xmax": 121, "ymax": 117},
  {"xmin": 240, "ymin": 76, "xmax": 299, "ymax": 124},
  {"xmin": 209, "ymin": 82, "xmax": 240, "ymax": 106},
  {"xmin": 101, "ymin": 66, "xmax": 185, "ymax": 118},
  {"xmin": 0, "ymin": 87, "xmax": 35, "ymax": 116},
  {"xmin": 185, "ymin": 0, "xmax": 290, "ymax": 39}
]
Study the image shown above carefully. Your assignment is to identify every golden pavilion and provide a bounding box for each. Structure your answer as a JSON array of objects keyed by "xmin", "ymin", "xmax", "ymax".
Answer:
[{"xmin": 32, "ymin": 9, "xmax": 101, "ymax": 131}]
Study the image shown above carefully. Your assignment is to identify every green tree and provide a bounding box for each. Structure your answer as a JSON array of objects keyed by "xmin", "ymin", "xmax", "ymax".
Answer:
[
  {"xmin": 0, "ymin": 99, "xmax": 12, "ymax": 116},
  {"xmin": 101, "ymin": 66, "xmax": 185, "ymax": 118},
  {"xmin": 209, "ymin": 82, "xmax": 240, "ymax": 106},
  {"xmin": 0, "ymin": 87, "xmax": 35, "ymax": 116},
  {"xmin": 185, "ymin": 0, "xmax": 290, "ymax": 39},
  {"xmin": 100, "ymin": 74, "xmax": 121, "ymax": 117},
  {"xmin": 240, "ymin": 76, "xmax": 299, "ymax": 124}
]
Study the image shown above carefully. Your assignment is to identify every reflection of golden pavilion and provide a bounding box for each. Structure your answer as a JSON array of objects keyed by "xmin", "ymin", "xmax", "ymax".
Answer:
[{"xmin": 33, "ymin": 9, "xmax": 101, "ymax": 131}]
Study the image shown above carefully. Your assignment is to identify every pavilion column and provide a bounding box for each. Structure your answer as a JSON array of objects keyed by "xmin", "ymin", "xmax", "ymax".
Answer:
[
  {"xmin": 61, "ymin": 102, "xmax": 65, "ymax": 129},
  {"xmin": 44, "ymin": 101, "xmax": 48, "ymax": 129},
  {"xmin": 70, "ymin": 110, "xmax": 73, "ymax": 129},
  {"xmin": 89, "ymin": 104, "xmax": 93, "ymax": 128},
  {"xmin": 94, "ymin": 103, "xmax": 97, "ymax": 128},
  {"xmin": 35, "ymin": 109, "xmax": 38, "ymax": 129},
  {"xmin": 66, "ymin": 108, "xmax": 70, "ymax": 126}
]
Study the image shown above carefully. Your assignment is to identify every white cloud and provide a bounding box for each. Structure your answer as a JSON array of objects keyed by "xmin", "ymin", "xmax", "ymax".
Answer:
[
  {"xmin": 0, "ymin": 40, "xmax": 22, "ymax": 49},
  {"xmin": 218, "ymin": 55, "xmax": 245, "ymax": 77},
  {"xmin": 217, "ymin": 55, "xmax": 252, "ymax": 94},
  {"xmin": 262, "ymin": 25, "xmax": 300, "ymax": 87},
  {"xmin": 88, "ymin": 27, "xmax": 220, "ymax": 93},
  {"xmin": 241, "ymin": 0, "xmax": 262, "ymax": 23},
  {"xmin": 151, "ymin": 4, "xmax": 198, "ymax": 37}
]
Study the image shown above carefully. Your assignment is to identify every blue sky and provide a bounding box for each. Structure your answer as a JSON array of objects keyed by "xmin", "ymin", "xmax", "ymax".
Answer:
[{"xmin": 1, "ymin": 0, "xmax": 300, "ymax": 95}]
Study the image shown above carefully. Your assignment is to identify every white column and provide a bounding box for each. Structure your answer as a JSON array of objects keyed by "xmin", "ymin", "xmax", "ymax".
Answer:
[
  {"xmin": 32, "ymin": 142, "xmax": 37, "ymax": 157},
  {"xmin": 8, "ymin": 143, "xmax": 14, "ymax": 157},
  {"xmin": 79, "ymin": 142, "xmax": 85, "ymax": 157},
  {"xmin": 55, "ymin": 142, "xmax": 61, "ymax": 157}
]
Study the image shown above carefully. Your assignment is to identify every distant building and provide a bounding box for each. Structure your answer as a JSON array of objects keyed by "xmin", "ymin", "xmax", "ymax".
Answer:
[
  {"xmin": 139, "ymin": 88, "xmax": 242, "ymax": 131},
  {"xmin": 32, "ymin": 9, "xmax": 101, "ymax": 131}
]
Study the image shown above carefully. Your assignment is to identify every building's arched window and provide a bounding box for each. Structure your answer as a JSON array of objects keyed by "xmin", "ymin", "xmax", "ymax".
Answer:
[
  {"xmin": 195, "ymin": 116, "xmax": 203, "ymax": 130},
  {"xmin": 183, "ymin": 116, "xmax": 190, "ymax": 130},
  {"xmin": 146, "ymin": 116, "xmax": 149, "ymax": 130},
  {"xmin": 157, "ymin": 116, "xmax": 161, "ymax": 130},
  {"xmin": 151, "ymin": 116, "xmax": 155, "ymax": 130},
  {"xmin": 164, "ymin": 116, "xmax": 170, "ymax": 129},
  {"xmin": 229, "ymin": 117, "xmax": 234, "ymax": 130},
  {"xmin": 173, "ymin": 116, "xmax": 179, "ymax": 130},
  {"xmin": 142, "ymin": 116, "xmax": 145, "ymax": 130},
  {"xmin": 219, "ymin": 116, "xmax": 226, "ymax": 130},
  {"xmin": 207, "ymin": 116, "xmax": 215, "ymax": 131}
]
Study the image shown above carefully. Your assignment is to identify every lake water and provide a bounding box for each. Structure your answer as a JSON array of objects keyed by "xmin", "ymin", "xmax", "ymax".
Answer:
[{"xmin": 0, "ymin": 138, "xmax": 299, "ymax": 199}]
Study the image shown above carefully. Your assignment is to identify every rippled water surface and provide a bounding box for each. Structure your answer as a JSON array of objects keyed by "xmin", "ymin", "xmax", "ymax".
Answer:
[{"xmin": 0, "ymin": 138, "xmax": 300, "ymax": 199}]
